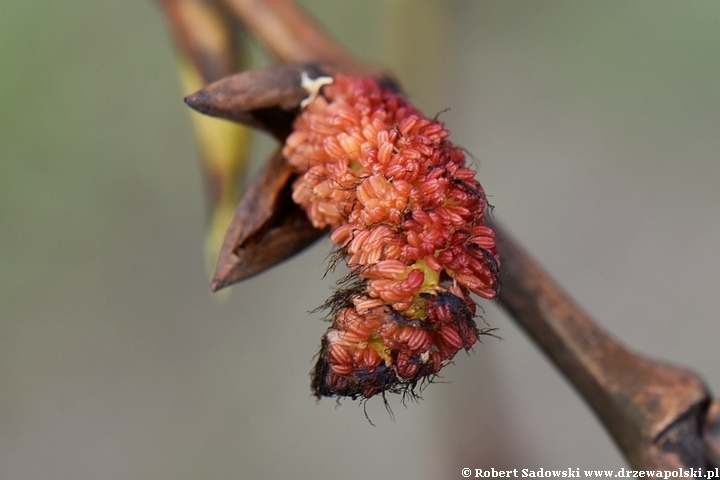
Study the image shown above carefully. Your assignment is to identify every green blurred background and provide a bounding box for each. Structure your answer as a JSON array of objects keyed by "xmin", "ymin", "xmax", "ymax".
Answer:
[{"xmin": 1, "ymin": 1, "xmax": 719, "ymax": 478}]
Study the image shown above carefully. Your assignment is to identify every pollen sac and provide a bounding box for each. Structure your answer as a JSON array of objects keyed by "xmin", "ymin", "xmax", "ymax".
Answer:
[{"xmin": 283, "ymin": 74, "xmax": 500, "ymax": 400}]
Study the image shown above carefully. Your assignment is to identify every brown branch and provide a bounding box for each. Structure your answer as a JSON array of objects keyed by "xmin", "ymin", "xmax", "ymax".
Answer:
[
  {"xmin": 219, "ymin": 0, "xmax": 391, "ymax": 81},
  {"xmin": 490, "ymin": 218, "xmax": 711, "ymax": 469},
  {"xmin": 220, "ymin": 0, "xmax": 359, "ymax": 69},
  {"xmin": 157, "ymin": 0, "xmax": 242, "ymax": 84},
  {"xmin": 705, "ymin": 401, "xmax": 720, "ymax": 467}
]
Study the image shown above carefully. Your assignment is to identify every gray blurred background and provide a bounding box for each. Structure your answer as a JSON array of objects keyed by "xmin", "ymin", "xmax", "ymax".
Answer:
[{"xmin": 1, "ymin": 1, "xmax": 719, "ymax": 479}]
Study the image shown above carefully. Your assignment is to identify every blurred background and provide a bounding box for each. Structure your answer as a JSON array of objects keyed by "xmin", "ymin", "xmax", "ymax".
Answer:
[{"xmin": 1, "ymin": 1, "xmax": 719, "ymax": 478}]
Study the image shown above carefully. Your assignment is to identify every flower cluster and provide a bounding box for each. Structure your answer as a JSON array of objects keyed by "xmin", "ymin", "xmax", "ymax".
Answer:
[{"xmin": 282, "ymin": 74, "xmax": 499, "ymax": 399}]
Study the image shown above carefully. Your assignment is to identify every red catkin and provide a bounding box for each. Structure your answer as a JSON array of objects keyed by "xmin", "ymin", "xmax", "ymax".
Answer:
[{"xmin": 283, "ymin": 74, "xmax": 500, "ymax": 400}]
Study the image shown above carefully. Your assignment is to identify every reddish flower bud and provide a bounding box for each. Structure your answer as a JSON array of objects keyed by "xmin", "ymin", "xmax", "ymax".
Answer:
[{"xmin": 285, "ymin": 74, "xmax": 500, "ymax": 400}]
